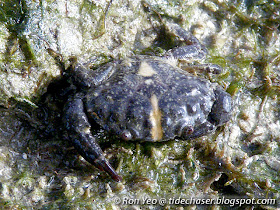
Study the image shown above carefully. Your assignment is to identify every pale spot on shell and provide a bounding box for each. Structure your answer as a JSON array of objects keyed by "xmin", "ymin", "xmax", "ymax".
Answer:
[
  {"xmin": 138, "ymin": 61, "xmax": 157, "ymax": 77},
  {"xmin": 145, "ymin": 79, "xmax": 154, "ymax": 85}
]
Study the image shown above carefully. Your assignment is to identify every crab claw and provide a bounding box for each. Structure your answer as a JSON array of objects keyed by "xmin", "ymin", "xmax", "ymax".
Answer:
[
  {"xmin": 94, "ymin": 157, "xmax": 123, "ymax": 182},
  {"xmin": 63, "ymin": 95, "xmax": 122, "ymax": 182}
]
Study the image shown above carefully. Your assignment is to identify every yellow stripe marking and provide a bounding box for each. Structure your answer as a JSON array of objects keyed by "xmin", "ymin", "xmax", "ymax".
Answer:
[{"xmin": 150, "ymin": 94, "xmax": 163, "ymax": 141}]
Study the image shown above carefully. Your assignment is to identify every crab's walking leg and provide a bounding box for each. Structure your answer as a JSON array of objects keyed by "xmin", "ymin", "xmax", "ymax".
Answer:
[
  {"xmin": 63, "ymin": 94, "xmax": 122, "ymax": 182},
  {"xmin": 163, "ymin": 23, "xmax": 207, "ymax": 61},
  {"xmin": 163, "ymin": 23, "xmax": 222, "ymax": 74},
  {"xmin": 181, "ymin": 63, "xmax": 223, "ymax": 74},
  {"xmin": 208, "ymin": 87, "xmax": 232, "ymax": 126}
]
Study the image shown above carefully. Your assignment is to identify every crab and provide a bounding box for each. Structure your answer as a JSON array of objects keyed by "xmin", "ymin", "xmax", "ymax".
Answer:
[{"xmin": 59, "ymin": 23, "xmax": 232, "ymax": 182}]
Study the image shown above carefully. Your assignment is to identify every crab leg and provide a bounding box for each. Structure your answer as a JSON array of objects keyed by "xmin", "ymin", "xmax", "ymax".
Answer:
[
  {"xmin": 162, "ymin": 23, "xmax": 223, "ymax": 74},
  {"xmin": 163, "ymin": 23, "xmax": 207, "ymax": 61},
  {"xmin": 63, "ymin": 94, "xmax": 122, "ymax": 182}
]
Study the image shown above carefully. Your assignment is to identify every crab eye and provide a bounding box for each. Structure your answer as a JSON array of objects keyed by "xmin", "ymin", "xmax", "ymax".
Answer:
[{"xmin": 121, "ymin": 130, "xmax": 132, "ymax": 141}]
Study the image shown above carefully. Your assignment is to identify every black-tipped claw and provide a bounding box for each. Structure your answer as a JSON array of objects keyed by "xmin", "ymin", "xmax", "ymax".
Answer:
[{"xmin": 95, "ymin": 157, "xmax": 123, "ymax": 182}]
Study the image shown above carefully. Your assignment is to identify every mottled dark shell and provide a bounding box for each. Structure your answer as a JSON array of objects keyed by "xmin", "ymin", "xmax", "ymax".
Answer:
[{"xmin": 86, "ymin": 57, "xmax": 217, "ymax": 142}]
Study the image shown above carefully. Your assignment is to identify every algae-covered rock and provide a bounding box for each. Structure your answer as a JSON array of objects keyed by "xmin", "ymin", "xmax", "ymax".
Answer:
[{"xmin": 0, "ymin": 0, "xmax": 279, "ymax": 208}]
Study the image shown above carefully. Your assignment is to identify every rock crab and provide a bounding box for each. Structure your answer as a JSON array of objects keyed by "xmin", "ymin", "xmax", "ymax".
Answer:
[{"xmin": 54, "ymin": 23, "xmax": 232, "ymax": 182}]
